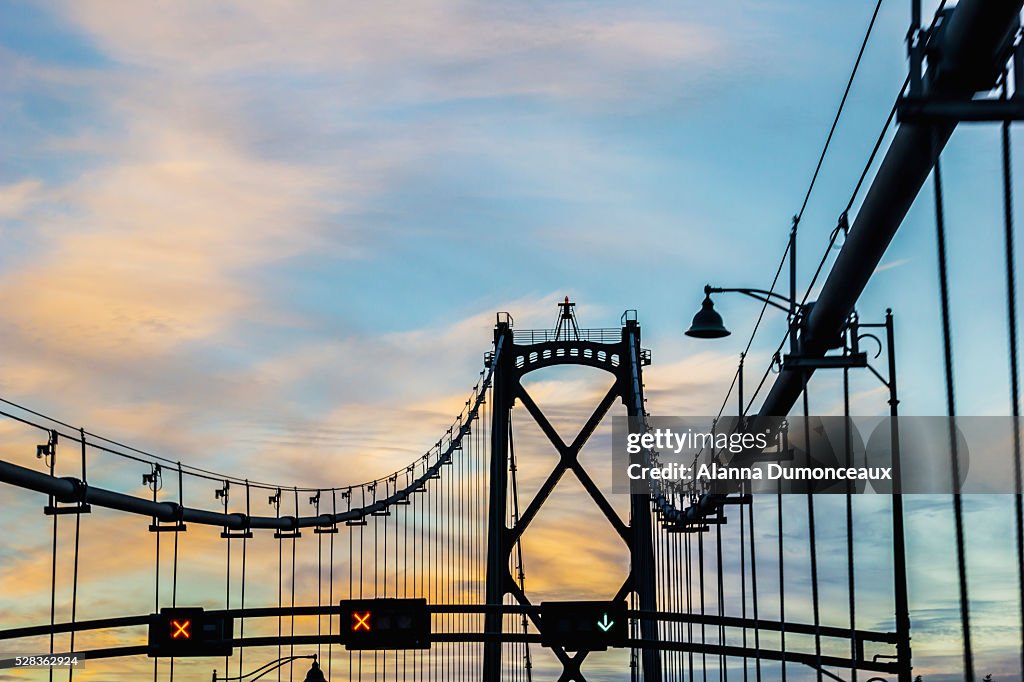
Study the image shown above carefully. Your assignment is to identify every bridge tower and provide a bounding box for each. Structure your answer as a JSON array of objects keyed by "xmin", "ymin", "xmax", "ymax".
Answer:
[{"xmin": 483, "ymin": 302, "xmax": 661, "ymax": 681}]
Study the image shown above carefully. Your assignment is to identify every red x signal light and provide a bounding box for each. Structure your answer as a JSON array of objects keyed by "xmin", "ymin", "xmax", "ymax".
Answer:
[
  {"xmin": 340, "ymin": 598, "xmax": 429, "ymax": 650},
  {"xmin": 170, "ymin": 619, "xmax": 191, "ymax": 639},
  {"xmin": 148, "ymin": 608, "xmax": 232, "ymax": 658},
  {"xmin": 352, "ymin": 611, "xmax": 371, "ymax": 632}
]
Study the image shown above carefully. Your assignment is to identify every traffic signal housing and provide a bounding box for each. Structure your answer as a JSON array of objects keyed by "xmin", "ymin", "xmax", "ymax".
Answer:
[
  {"xmin": 148, "ymin": 607, "xmax": 233, "ymax": 657},
  {"xmin": 540, "ymin": 600, "xmax": 628, "ymax": 651},
  {"xmin": 340, "ymin": 598, "xmax": 430, "ymax": 650}
]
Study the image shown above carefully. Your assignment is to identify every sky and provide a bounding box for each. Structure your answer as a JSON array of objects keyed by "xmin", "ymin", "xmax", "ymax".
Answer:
[{"xmin": 1, "ymin": 0, "xmax": 1023, "ymax": 679}]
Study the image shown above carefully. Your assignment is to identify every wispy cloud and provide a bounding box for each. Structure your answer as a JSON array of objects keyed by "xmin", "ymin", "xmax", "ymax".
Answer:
[
  {"xmin": 875, "ymin": 257, "xmax": 910, "ymax": 273},
  {"xmin": 0, "ymin": 179, "xmax": 44, "ymax": 219}
]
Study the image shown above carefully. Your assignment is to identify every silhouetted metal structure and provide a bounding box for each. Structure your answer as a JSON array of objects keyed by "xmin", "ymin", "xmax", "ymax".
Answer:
[
  {"xmin": 0, "ymin": 1, "xmax": 1022, "ymax": 680},
  {"xmin": 484, "ymin": 309, "xmax": 660, "ymax": 681}
]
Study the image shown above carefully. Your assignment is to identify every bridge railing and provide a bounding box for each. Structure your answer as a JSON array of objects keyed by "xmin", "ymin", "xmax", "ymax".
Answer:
[{"xmin": 512, "ymin": 327, "xmax": 621, "ymax": 345}]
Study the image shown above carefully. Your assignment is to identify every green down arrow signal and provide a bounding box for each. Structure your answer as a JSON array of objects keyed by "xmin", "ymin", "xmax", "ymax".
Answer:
[{"xmin": 597, "ymin": 613, "xmax": 614, "ymax": 632}]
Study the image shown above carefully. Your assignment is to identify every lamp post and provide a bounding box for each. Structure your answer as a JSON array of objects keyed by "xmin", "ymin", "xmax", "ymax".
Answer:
[
  {"xmin": 212, "ymin": 655, "xmax": 326, "ymax": 682},
  {"xmin": 685, "ymin": 288, "xmax": 912, "ymax": 680}
]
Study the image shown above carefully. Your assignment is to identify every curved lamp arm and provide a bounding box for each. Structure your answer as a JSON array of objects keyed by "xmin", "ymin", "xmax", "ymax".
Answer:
[
  {"xmin": 213, "ymin": 655, "xmax": 317, "ymax": 682},
  {"xmin": 704, "ymin": 285, "xmax": 796, "ymax": 314}
]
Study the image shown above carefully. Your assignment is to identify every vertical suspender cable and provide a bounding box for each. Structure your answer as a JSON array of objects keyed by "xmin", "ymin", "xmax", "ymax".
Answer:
[
  {"xmin": 843, "ymin": 369, "xmax": 857, "ymax": 682},
  {"xmin": 803, "ymin": 386, "xmax": 823, "ymax": 681},
  {"xmin": 47, "ymin": 432, "xmax": 57, "ymax": 682},
  {"xmin": 665, "ymin": 518, "xmax": 671, "ymax": 678},
  {"xmin": 398, "ymin": 496, "xmax": 405, "ymax": 680},
  {"xmin": 405, "ymin": 473, "xmax": 409, "ymax": 679},
  {"xmin": 685, "ymin": 526, "xmax": 693, "ymax": 682},
  {"xmin": 664, "ymin": 520, "xmax": 670, "ymax": 682},
  {"xmin": 152, "ymin": 466, "xmax": 161, "ymax": 682},
  {"xmin": 67, "ymin": 430, "xmax": 84, "ymax": 682},
  {"xmin": 673, "ymin": 518, "xmax": 679, "ymax": 679},
  {"xmin": 447, "ymin": 445, "xmax": 452, "ymax": 681},
  {"xmin": 351, "ymin": 495, "xmax": 356, "ymax": 681},
  {"xmin": 461, "ymin": 422, "xmax": 466, "ymax": 681},
  {"xmin": 698, "ymin": 529, "xmax": 706, "ymax": 681},
  {"xmin": 440, "ymin": 443, "xmax": 445, "ymax": 679},
  {"xmin": 454, "ymin": 435, "xmax": 459, "ymax": 682},
  {"xmin": 806, "ymin": 485, "xmax": 822, "ymax": 681},
  {"xmin": 223, "ymin": 481, "xmax": 230, "ymax": 680},
  {"xmin": 396, "ymin": 480, "xmax": 399, "ymax": 680},
  {"xmin": 478, "ymin": 394, "xmax": 484, "ymax": 681},
  {"xmin": 715, "ymin": 520, "xmax": 726, "ymax": 682},
  {"xmin": 380, "ymin": 478, "xmax": 385, "ymax": 678},
  {"xmin": 932, "ymin": 134, "xmax": 974, "ymax": 681},
  {"xmin": 740, "ymin": 495, "xmax": 747, "ymax": 682},
  {"xmin": 1000, "ymin": 71, "xmax": 1024, "ymax": 675},
  {"xmin": 403, "ymin": 474, "xmax": 409, "ymax": 682},
  {"xmin": 360, "ymin": 484, "xmax": 365, "ymax": 681},
  {"xmin": 468, "ymin": 409, "xmax": 474, "ymax": 682},
  {"xmin": 484, "ymin": 392, "xmax": 489, "ymax": 680},
  {"xmin": 418, "ymin": 470, "xmax": 423, "ymax": 682},
  {"xmin": 290, "ymin": 488, "xmax": 298, "ymax": 682},
  {"xmin": 655, "ymin": 508, "xmax": 661, "ymax": 678},
  {"xmin": 440, "ymin": 453, "xmax": 446, "ymax": 680},
  {"xmin": 467, "ymin": 408, "xmax": 472, "ymax": 682},
  {"xmin": 681, "ymin": 516, "xmax": 687, "ymax": 680},
  {"xmin": 402, "ymin": 475, "xmax": 407, "ymax": 681},
  {"xmin": 329, "ymin": 490, "xmax": 335, "ymax": 680},
  {"xmin": 436, "ymin": 448, "xmax": 440, "ymax": 675},
  {"xmin": 747, "ymin": 498, "xmax": 761, "ymax": 682},
  {"xmin": 667, "ymin": 519, "xmax": 673, "ymax": 681},
  {"xmin": 316, "ymin": 490, "xmax": 322, "ymax": 664},
  {"xmin": 654, "ymin": 509, "xmax": 660, "ymax": 680},
  {"xmin": 471, "ymin": 404, "xmax": 476, "ymax": 681},
  {"xmin": 239, "ymin": 481, "xmax": 249, "ymax": 681},
  {"xmin": 663, "ymin": 500, "xmax": 671, "ymax": 682},
  {"xmin": 349, "ymin": 489, "xmax": 355, "ymax": 682},
  {"xmin": 170, "ymin": 463, "xmax": 182, "ymax": 682},
  {"xmin": 777, "ymin": 490, "xmax": 786, "ymax": 682},
  {"xmin": 275, "ymin": 490, "xmax": 282, "ymax": 682}
]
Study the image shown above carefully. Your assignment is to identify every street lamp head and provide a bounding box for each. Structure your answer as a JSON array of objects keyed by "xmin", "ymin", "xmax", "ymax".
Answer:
[
  {"xmin": 686, "ymin": 294, "xmax": 731, "ymax": 339},
  {"xmin": 304, "ymin": 659, "xmax": 327, "ymax": 682}
]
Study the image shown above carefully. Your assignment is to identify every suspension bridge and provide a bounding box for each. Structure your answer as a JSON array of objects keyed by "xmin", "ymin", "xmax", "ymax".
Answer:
[{"xmin": 1, "ymin": 0, "xmax": 1024, "ymax": 680}]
